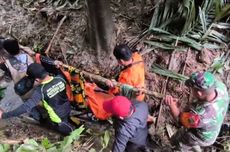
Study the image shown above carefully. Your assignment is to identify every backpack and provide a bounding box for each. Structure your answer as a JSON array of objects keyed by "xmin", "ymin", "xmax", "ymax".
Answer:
[{"xmin": 5, "ymin": 53, "xmax": 34, "ymax": 83}]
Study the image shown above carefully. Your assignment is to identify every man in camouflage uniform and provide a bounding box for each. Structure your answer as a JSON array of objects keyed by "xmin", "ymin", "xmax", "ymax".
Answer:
[{"xmin": 164, "ymin": 71, "xmax": 229, "ymax": 152}]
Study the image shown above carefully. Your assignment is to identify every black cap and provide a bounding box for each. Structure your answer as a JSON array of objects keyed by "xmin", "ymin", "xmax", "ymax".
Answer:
[
  {"xmin": 27, "ymin": 63, "xmax": 48, "ymax": 79},
  {"xmin": 113, "ymin": 44, "xmax": 132, "ymax": 61},
  {"xmin": 3, "ymin": 39, "xmax": 20, "ymax": 55}
]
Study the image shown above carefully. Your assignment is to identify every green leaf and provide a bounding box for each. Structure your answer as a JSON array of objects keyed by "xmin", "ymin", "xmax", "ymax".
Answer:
[
  {"xmin": 182, "ymin": 0, "xmax": 196, "ymax": 33},
  {"xmin": 15, "ymin": 144, "xmax": 41, "ymax": 152},
  {"xmin": 15, "ymin": 139, "xmax": 44, "ymax": 152},
  {"xmin": 209, "ymin": 54, "xmax": 225, "ymax": 73},
  {"xmin": 89, "ymin": 148, "xmax": 97, "ymax": 152},
  {"xmin": 209, "ymin": 30, "xmax": 230, "ymax": 43},
  {"xmin": 24, "ymin": 139, "xmax": 39, "ymax": 146},
  {"xmin": 0, "ymin": 87, "xmax": 6, "ymax": 100},
  {"xmin": 103, "ymin": 131, "xmax": 110, "ymax": 148},
  {"xmin": 0, "ymin": 144, "xmax": 10, "ymax": 152},
  {"xmin": 203, "ymin": 43, "xmax": 223, "ymax": 49},
  {"xmin": 145, "ymin": 40, "xmax": 185, "ymax": 51},
  {"xmin": 212, "ymin": 23, "xmax": 230, "ymax": 29},
  {"xmin": 149, "ymin": 27, "xmax": 171, "ymax": 35},
  {"xmin": 215, "ymin": 4, "xmax": 230, "ymax": 21},
  {"xmin": 47, "ymin": 147, "xmax": 58, "ymax": 152},
  {"xmin": 99, "ymin": 131, "xmax": 110, "ymax": 152},
  {"xmin": 151, "ymin": 64, "xmax": 189, "ymax": 81},
  {"xmin": 199, "ymin": 7, "xmax": 207, "ymax": 32},
  {"xmin": 41, "ymin": 138, "xmax": 53, "ymax": 149},
  {"xmin": 59, "ymin": 125, "xmax": 85, "ymax": 151},
  {"xmin": 148, "ymin": 0, "xmax": 228, "ymax": 51}
]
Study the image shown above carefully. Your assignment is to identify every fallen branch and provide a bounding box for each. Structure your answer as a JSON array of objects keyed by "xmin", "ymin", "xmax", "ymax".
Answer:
[
  {"xmin": 0, "ymin": 139, "xmax": 23, "ymax": 145},
  {"xmin": 155, "ymin": 79, "xmax": 167, "ymax": 128},
  {"xmin": 180, "ymin": 48, "xmax": 190, "ymax": 88},
  {"xmin": 155, "ymin": 40, "xmax": 178, "ymax": 128},
  {"xmin": 45, "ymin": 15, "xmax": 67, "ymax": 56},
  {"xmin": 59, "ymin": 42, "xmax": 69, "ymax": 65}
]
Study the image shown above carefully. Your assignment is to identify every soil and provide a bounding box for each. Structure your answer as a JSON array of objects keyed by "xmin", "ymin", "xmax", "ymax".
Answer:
[{"xmin": 0, "ymin": 0, "xmax": 229, "ymax": 151}]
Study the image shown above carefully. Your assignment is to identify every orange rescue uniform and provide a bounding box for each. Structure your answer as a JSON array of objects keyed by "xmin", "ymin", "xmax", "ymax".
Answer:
[{"xmin": 110, "ymin": 52, "xmax": 145, "ymax": 101}]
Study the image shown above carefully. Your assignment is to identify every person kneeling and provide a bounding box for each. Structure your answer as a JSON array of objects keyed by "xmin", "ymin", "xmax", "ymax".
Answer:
[{"xmin": 0, "ymin": 63, "xmax": 74, "ymax": 135}]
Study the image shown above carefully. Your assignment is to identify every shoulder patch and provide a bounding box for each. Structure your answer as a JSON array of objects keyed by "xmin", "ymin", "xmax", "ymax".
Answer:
[{"xmin": 180, "ymin": 112, "xmax": 200, "ymax": 128}]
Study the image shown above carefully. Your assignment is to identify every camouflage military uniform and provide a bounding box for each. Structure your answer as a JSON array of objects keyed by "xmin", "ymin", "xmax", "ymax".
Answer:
[{"xmin": 171, "ymin": 72, "xmax": 229, "ymax": 152}]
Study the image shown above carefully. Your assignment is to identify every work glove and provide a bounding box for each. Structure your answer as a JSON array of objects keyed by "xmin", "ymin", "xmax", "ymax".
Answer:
[{"xmin": 119, "ymin": 84, "xmax": 136, "ymax": 100}]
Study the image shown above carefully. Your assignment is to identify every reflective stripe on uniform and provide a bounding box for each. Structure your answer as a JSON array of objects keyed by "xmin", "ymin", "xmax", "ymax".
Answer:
[{"xmin": 42, "ymin": 99, "xmax": 62, "ymax": 123}]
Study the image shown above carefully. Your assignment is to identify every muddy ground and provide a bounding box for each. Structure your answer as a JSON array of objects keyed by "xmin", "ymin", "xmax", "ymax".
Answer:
[{"xmin": 0, "ymin": 0, "xmax": 229, "ymax": 151}]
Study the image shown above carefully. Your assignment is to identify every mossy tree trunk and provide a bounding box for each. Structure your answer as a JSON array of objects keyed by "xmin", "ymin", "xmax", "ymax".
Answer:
[{"xmin": 86, "ymin": 0, "xmax": 114, "ymax": 60}]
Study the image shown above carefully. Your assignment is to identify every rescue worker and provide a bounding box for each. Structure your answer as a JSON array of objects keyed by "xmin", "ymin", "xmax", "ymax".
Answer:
[
  {"xmin": 106, "ymin": 44, "xmax": 145, "ymax": 101},
  {"xmin": 0, "ymin": 38, "xmax": 62, "ymax": 99},
  {"xmin": 103, "ymin": 96, "xmax": 149, "ymax": 152},
  {"xmin": 164, "ymin": 71, "xmax": 229, "ymax": 151},
  {"xmin": 0, "ymin": 63, "xmax": 74, "ymax": 135}
]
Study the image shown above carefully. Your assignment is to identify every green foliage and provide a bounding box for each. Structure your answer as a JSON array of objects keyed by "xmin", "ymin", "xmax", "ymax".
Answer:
[
  {"xmin": 33, "ymin": 43, "xmax": 43, "ymax": 53},
  {"xmin": 151, "ymin": 64, "xmax": 189, "ymax": 81},
  {"xmin": 208, "ymin": 51, "xmax": 230, "ymax": 74},
  {"xmin": 99, "ymin": 130, "xmax": 110, "ymax": 152},
  {"xmin": 0, "ymin": 87, "xmax": 6, "ymax": 100},
  {"xmin": 89, "ymin": 148, "xmax": 97, "ymax": 152},
  {"xmin": 59, "ymin": 125, "xmax": 84, "ymax": 151},
  {"xmin": 0, "ymin": 126, "xmax": 85, "ymax": 152},
  {"xmin": 148, "ymin": 0, "xmax": 230, "ymax": 51},
  {"xmin": 15, "ymin": 139, "xmax": 45, "ymax": 152},
  {"xmin": 0, "ymin": 144, "xmax": 10, "ymax": 152},
  {"xmin": 41, "ymin": 138, "xmax": 53, "ymax": 149}
]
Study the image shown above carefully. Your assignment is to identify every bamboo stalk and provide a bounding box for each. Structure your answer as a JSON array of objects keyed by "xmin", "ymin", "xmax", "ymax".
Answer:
[
  {"xmin": 21, "ymin": 46, "xmax": 163, "ymax": 98},
  {"xmin": 62, "ymin": 64, "xmax": 164, "ymax": 99}
]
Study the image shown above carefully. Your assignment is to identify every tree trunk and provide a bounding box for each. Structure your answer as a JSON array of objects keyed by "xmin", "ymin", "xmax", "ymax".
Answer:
[{"xmin": 86, "ymin": 0, "xmax": 114, "ymax": 59}]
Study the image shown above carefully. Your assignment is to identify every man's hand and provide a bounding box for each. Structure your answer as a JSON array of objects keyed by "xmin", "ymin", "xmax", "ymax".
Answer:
[
  {"xmin": 106, "ymin": 79, "xmax": 115, "ymax": 88},
  {"xmin": 164, "ymin": 95, "xmax": 178, "ymax": 107},
  {"xmin": 0, "ymin": 109, "xmax": 3, "ymax": 119},
  {"xmin": 54, "ymin": 60, "xmax": 63, "ymax": 68},
  {"xmin": 135, "ymin": 86, "xmax": 145, "ymax": 96},
  {"xmin": 164, "ymin": 95, "xmax": 180, "ymax": 119}
]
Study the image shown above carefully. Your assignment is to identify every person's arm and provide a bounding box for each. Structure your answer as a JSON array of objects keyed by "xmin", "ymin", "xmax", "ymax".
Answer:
[
  {"xmin": 0, "ymin": 88, "xmax": 42, "ymax": 119},
  {"xmin": 113, "ymin": 132, "xmax": 130, "ymax": 152},
  {"xmin": 164, "ymin": 95, "xmax": 180, "ymax": 120},
  {"xmin": 38, "ymin": 55, "xmax": 62, "ymax": 75},
  {"xmin": 112, "ymin": 121, "xmax": 137, "ymax": 152},
  {"xmin": 40, "ymin": 55, "xmax": 55, "ymax": 65}
]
